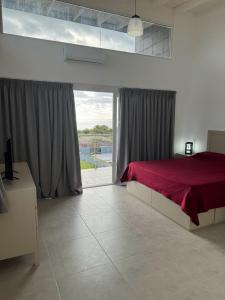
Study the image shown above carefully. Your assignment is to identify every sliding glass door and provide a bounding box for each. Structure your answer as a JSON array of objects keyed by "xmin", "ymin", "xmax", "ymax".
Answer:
[{"xmin": 74, "ymin": 90, "xmax": 115, "ymax": 188}]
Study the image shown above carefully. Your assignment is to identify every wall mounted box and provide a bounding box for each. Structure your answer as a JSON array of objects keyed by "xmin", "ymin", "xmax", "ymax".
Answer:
[{"xmin": 63, "ymin": 44, "xmax": 107, "ymax": 64}]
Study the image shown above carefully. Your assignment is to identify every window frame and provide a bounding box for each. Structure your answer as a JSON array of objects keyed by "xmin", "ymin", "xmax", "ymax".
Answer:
[{"xmin": 0, "ymin": 0, "xmax": 173, "ymax": 59}]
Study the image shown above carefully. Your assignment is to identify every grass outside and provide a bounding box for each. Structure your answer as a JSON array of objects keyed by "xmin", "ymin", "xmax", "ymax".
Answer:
[{"xmin": 80, "ymin": 160, "xmax": 95, "ymax": 170}]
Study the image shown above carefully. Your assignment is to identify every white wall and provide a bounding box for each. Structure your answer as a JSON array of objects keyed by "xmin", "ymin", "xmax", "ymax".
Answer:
[
  {"xmin": 0, "ymin": 11, "xmax": 198, "ymax": 153},
  {"xmin": 187, "ymin": 2, "xmax": 225, "ymax": 152}
]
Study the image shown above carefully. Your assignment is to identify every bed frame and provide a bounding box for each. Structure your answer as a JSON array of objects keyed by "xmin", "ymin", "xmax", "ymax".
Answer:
[{"xmin": 127, "ymin": 130, "xmax": 225, "ymax": 231}]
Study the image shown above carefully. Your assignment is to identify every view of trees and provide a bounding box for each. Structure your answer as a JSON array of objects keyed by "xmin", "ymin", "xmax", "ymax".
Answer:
[{"xmin": 78, "ymin": 125, "xmax": 112, "ymax": 135}]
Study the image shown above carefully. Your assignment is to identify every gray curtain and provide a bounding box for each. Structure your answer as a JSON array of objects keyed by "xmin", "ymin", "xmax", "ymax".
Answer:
[
  {"xmin": 0, "ymin": 175, "xmax": 8, "ymax": 213},
  {"xmin": 117, "ymin": 88, "xmax": 176, "ymax": 180},
  {"xmin": 0, "ymin": 78, "xmax": 82, "ymax": 198}
]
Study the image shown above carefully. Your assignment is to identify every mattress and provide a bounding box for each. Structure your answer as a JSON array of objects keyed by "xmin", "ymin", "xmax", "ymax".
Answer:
[{"xmin": 121, "ymin": 152, "xmax": 225, "ymax": 225}]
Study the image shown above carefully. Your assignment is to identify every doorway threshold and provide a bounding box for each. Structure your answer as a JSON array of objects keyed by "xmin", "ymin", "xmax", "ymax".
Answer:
[{"xmin": 83, "ymin": 183, "xmax": 113, "ymax": 189}]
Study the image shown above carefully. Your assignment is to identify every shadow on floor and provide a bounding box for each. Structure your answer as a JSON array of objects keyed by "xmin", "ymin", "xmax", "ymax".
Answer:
[{"xmin": 194, "ymin": 222, "xmax": 225, "ymax": 253}]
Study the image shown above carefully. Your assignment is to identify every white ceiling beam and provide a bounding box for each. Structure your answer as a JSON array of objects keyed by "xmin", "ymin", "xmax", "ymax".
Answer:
[
  {"xmin": 152, "ymin": 0, "xmax": 172, "ymax": 7},
  {"xmin": 175, "ymin": 0, "xmax": 216, "ymax": 13}
]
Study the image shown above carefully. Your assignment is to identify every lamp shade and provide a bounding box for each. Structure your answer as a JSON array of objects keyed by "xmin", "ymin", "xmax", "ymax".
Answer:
[
  {"xmin": 185, "ymin": 142, "xmax": 193, "ymax": 155},
  {"xmin": 127, "ymin": 15, "xmax": 143, "ymax": 37}
]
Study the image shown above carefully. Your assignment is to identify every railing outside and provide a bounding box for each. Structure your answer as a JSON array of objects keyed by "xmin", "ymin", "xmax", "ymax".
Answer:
[{"xmin": 79, "ymin": 133, "xmax": 112, "ymax": 170}]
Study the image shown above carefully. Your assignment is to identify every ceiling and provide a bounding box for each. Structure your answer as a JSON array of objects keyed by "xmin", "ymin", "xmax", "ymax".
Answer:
[
  {"xmin": 151, "ymin": 0, "xmax": 224, "ymax": 14},
  {"xmin": 55, "ymin": 0, "xmax": 225, "ymax": 24}
]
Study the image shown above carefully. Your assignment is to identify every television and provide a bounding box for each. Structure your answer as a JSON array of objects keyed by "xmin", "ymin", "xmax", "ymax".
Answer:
[{"xmin": 4, "ymin": 139, "xmax": 13, "ymax": 180}]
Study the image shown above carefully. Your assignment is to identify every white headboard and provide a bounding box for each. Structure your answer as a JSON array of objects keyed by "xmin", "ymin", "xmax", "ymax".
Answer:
[{"xmin": 207, "ymin": 130, "xmax": 225, "ymax": 154}]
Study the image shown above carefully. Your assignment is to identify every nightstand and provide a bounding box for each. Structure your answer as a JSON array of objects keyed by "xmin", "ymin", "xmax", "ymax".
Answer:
[{"xmin": 174, "ymin": 153, "xmax": 186, "ymax": 159}]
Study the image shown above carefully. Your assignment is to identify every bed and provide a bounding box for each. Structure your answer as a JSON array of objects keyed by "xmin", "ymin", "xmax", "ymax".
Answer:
[{"xmin": 121, "ymin": 130, "xmax": 225, "ymax": 231}]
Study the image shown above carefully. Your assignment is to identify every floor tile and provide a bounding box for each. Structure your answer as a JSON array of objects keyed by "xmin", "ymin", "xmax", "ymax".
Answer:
[
  {"xmin": 82, "ymin": 210, "xmax": 129, "ymax": 234},
  {"xmin": 96, "ymin": 227, "xmax": 159, "ymax": 261},
  {"xmin": 57, "ymin": 263, "xmax": 135, "ymax": 300},
  {"xmin": 81, "ymin": 167, "xmax": 112, "ymax": 188},
  {"xmin": 40, "ymin": 215, "xmax": 92, "ymax": 248},
  {"xmin": 47, "ymin": 235, "xmax": 110, "ymax": 279},
  {"xmin": 38, "ymin": 197, "xmax": 79, "ymax": 229},
  {"xmin": 2, "ymin": 185, "xmax": 225, "ymax": 300},
  {"xmin": 0, "ymin": 243, "xmax": 60, "ymax": 300}
]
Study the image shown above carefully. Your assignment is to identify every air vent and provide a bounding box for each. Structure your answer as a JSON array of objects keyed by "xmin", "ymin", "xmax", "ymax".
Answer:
[{"xmin": 63, "ymin": 45, "xmax": 107, "ymax": 64}]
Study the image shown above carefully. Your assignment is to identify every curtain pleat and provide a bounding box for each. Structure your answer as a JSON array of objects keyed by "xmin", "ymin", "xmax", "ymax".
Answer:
[
  {"xmin": 0, "ymin": 176, "xmax": 7, "ymax": 213},
  {"xmin": 116, "ymin": 88, "xmax": 176, "ymax": 180},
  {"xmin": 0, "ymin": 78, "xmax": 82, "ymax": 198}
]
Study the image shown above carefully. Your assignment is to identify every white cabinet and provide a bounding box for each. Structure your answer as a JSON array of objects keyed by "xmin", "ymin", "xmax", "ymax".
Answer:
[{"xmin": 0, "ymin": 162, "xmax": 39, "ymax": 265}]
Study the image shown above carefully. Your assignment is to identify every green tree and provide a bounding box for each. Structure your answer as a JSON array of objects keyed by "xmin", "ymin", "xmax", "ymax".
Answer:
[
  {"xmin": 92, "ymin": 125, "xmax": 112, "ymax": 134},
  {"xmin": 83, "ymin": 128, "xmax": 91, "ymax": 134},
  {"xmin": 79, "ymin": 125, "xmax": 112, "ymax": 135}
]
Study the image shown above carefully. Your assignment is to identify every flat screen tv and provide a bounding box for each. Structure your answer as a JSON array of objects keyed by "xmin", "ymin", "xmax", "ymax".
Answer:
[{"xmin": 4, "ymin": 139, "xmax": 13, "ymax": 180}]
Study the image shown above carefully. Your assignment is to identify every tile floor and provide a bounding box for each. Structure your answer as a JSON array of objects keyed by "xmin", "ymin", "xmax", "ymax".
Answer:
[
  {"xmin": 81, "ymin": 167, "xmax": 112, "ymax": 187},
  {"xmin": 1, "ymin": 185, "xmax": 225, "ymax": 299}
]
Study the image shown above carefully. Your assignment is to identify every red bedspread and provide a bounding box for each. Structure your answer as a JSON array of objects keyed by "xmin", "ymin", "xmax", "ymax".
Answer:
[{"xmin": 121, "ymin": 152, "xmax": 225, "ymax": 225}]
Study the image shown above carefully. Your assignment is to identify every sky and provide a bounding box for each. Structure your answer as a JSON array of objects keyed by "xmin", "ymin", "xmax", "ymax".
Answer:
[
  {"xmin": 2, "ymin": 7, "xmax": 135, "ymax": 52},
  {"xmin": 74, "ymin": 91, "xmax": 113, "ymax": 130}
]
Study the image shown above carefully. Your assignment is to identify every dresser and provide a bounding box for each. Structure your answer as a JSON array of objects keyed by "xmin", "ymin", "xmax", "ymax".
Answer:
[{"xmin": 0, "ymin": 162, "xmax": 39, "ymax": 265}]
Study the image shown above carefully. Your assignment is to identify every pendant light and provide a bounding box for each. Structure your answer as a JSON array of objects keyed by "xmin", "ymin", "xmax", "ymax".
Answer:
[{"xmin": 127, "ymin": 0, "xmax": 143, "ymax": 37}]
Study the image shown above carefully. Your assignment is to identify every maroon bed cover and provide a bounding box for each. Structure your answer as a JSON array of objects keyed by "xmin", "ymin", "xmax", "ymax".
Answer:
[{"xmin": 121, "ymin": 152, "xmax": 225, "ymax": 225}]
